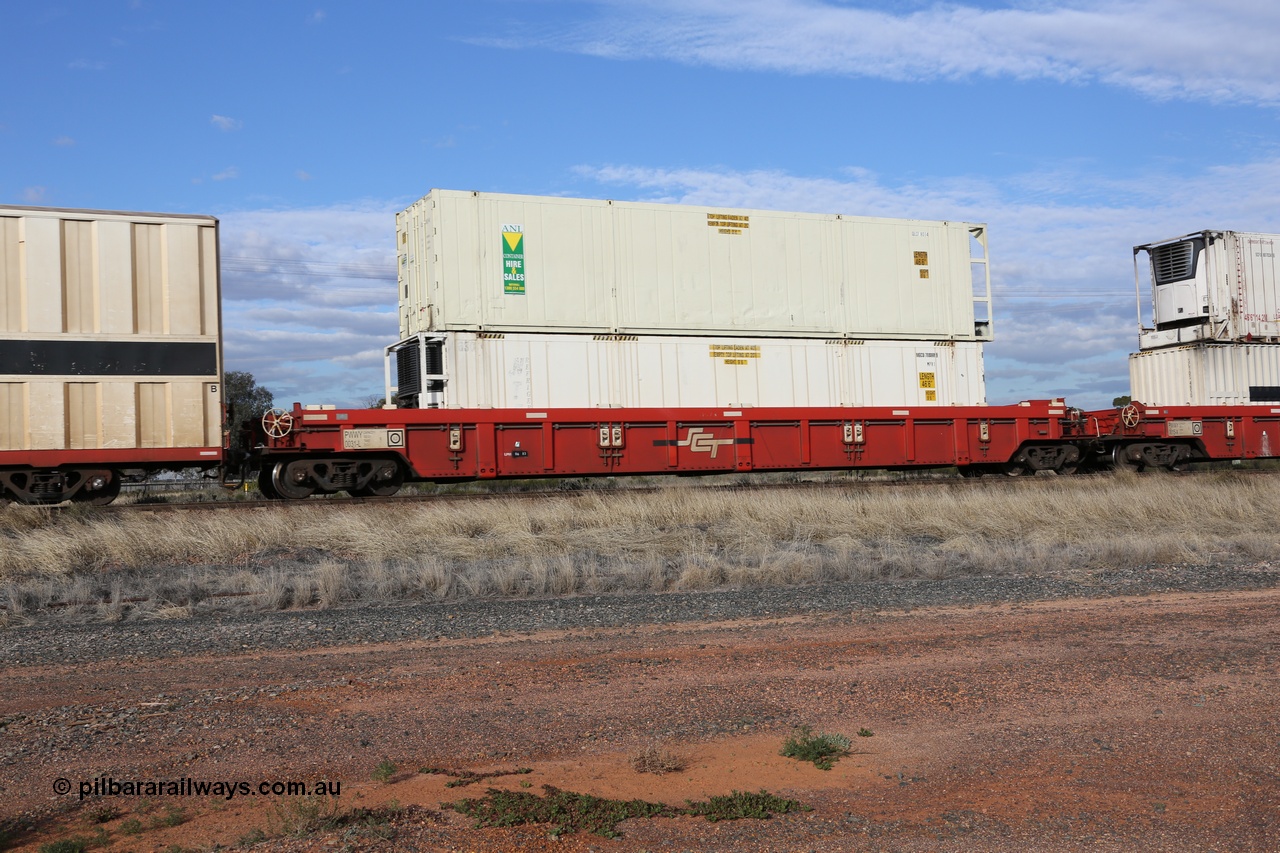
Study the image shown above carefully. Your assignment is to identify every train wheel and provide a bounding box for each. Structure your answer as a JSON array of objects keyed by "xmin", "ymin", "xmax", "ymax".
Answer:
[
  {"xmin": 348, "ymin": 461, "xmax": 405, "ymax": 498},
  {"xmin": 72, "ymin": 471, "xmax": 121, "ymax": 506},
  {"xmin": 1001, "ymin": 461, "xmax": 1028, "ymax": 477},
  {"xmin": 257, "ymin": 466, "xmax": 281, "ymax": 499},
  {"xmin": 270, "ymin": 461, "xmax": 315, "ymax": 500},
  {"xmin": 958, "ymin": 466, "xmax": 984, "ymax": 478},
  {"xmin": 1112, "ymin": 444, "xmax": 1144, "ymax": 473}
]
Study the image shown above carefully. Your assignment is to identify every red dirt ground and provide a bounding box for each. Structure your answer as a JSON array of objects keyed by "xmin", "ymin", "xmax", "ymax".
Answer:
[{"xmin": 4, "ymin": 588, "xmax": 1278, "ymax": 851}]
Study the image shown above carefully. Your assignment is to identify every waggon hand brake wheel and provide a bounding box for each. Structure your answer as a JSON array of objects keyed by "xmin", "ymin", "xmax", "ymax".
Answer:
[
  {"xmin": 262, "ymin": 408, "xmax": 295, "ymax": 439},
  {"xmin": 1120, "ymin": 403, "xmax": 1141, "ymax": 429}
]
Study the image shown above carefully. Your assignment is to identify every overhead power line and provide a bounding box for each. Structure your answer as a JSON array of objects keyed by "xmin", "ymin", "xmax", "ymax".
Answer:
[{"xmin": 222, "ymin": 255, "xmax": 395, "ymax": 281}]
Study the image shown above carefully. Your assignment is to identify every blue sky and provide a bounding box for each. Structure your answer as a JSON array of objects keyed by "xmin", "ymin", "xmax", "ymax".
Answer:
[{"xmin": 5, "ymin": 0, "xmax": 1280, "ymax": 408}]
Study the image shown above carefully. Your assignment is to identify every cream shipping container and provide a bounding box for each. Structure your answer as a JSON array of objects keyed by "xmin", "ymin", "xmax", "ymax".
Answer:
[
  {"xmin": 397, "ymin": 189, "xmax": 993, "ymax": 342},
  {"xmin": 0, "ymin": 205, "xmax": 222, "ymax": 464},
  {"xmin": 1135, "ymin": 230, "xmax": 1280, "ymax": 350},
  {"xmin": 387, "ymin": 332, "xmax": 985, "ymax": 410},
  {"xmin": 1130, "ymin": 343, "xmax": 1280, "ymax": 407}
]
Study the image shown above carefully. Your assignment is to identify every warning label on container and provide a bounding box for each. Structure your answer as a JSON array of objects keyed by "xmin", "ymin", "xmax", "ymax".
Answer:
[
  {"xmin": 709, "ymin": 343, "xmax": 761, "ymax": 364},
  {"xmin": 502, "ymin": 225, "xmax": 525, "ymax": 294},
  {"xmin": 707, "ymin": 213, "xmax": 750, "ymax": 235}
]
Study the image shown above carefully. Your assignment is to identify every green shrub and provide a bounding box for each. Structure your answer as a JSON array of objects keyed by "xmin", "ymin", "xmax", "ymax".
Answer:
[{"xmin": 780, "ymin": 724, "xmax": 852, "ymax": 770}]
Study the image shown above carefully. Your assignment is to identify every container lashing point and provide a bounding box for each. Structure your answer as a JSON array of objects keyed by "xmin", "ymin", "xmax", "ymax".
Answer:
[
  {"xmin": 448, "ymin": 428, "xmax": 463, "ymax": 451},
  {"xmin": 842, "ymin": 422, "xmax": 865, "ymax": 445},
  {"xmin": 980, "ymin": 421, "xmax": 990, "ymax": 442}
]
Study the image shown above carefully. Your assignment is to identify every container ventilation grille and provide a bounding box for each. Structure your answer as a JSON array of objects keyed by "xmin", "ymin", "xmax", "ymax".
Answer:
[
  {"xmin": 395, "ymin": 346, "xmax": 420, "ymax": 397},
  {"xmin": 1152, "ymin": 241, "xmax": 1194, "ymax": 285}
]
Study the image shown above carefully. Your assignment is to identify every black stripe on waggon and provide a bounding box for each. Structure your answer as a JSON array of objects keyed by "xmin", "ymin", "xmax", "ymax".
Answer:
[{"xmin": 0, "ymin": 340, "xmax": 218, "ymax": 376}]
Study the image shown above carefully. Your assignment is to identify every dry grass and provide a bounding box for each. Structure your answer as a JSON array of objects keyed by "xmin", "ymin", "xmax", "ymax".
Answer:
[
  {"xmin": 2, "ymin": 471, "xmax": 1277, "ymax": 622},
  {"xmin": 630, "ymin": 743, "xmax": 690, "ymax": 775}
]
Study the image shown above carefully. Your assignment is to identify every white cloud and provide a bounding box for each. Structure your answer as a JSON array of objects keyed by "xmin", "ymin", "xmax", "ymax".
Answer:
[
  {"xmin": 217, "ymin": 203, "xmax": 401, "ymax": 406},
  {"xmin": 508, "ymin": 0, "xmax": 1280, "ymax": 106},
  {"xmin": 296, "ymin": 169, "xmax": 313, "ymax": 181},
  {"xmin": 210, "ymin": 114, "xmax": 242, "ymax": 132},
  {"xmin": 68, "ymin": 59, "xmax": 107, "ymax": 72},
  {"xmin": 21, "ymin": 186, "xmax": 47, "ymax": 203},
  {"xmin": 308, "ymin": 10, "xmax": 327, "ymax": 25},
  {"xmin": 52, "ymin": 136, "xmax": 74, "ymax": 147},
  {"xmin": 212, "ymin": 166, "xmax": 240, "ymax": 181}
]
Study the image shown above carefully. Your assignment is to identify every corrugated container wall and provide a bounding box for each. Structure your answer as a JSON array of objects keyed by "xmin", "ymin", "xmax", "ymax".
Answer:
[
  {"xmin": 1136, "ymin": 230, "xmax": 1280, "ymax": 350},
  {"xmin": 398, "ymin": 190, "xmax": 993, "ymax": 342},
  {"xmin": 390, "ymin": 332, "xmax": 985, "ymax": 409},
  {"xmin": 0, "ymin": 206, "xmax": 222, "ymax": 453},
  {"xmin": 1130, "ymin": 344, "xmax": 1280, "ymax": 406}
]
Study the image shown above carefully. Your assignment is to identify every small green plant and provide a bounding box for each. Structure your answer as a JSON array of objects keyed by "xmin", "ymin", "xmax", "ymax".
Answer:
[
  {"xmin": 858, "ymin": 728, "xmax": 874, "ymax": 738},
  {"xmin": 419, "ymin": 766, "xmax": 533, "ymax": 788},
  {"xmin": 685, "ymin": 790, "xmax": 809, "ymax": 822},
  {"xmin": 371, "ymin": 759, "xmax": 397, "ymax": 783},
  {"xmin": 150, "ymin": 805, "xmax": 186, "ymax": 828},
  {"xmin": 237, "ymin": 827, "xmax": 268, "ymax": 845},
  {"xmin": 268, "ymin": 796, "xmax": 344, "ymax": 838},
  {"xmin": 38, "ymin": 838, "xmax": 90, "ymax": 853},
  {"xmin": 446, "ymin": 785, "xmax": 672, "ymax": 839},
  {"xmin": 118, "ymin": 817, "xmax": 144, "ymax": 836},
  {"xmin": 780, "ymin": 725, "xmax": 852, "ymax": 770},
  {"xmin": 445, "ymin": 785, "xmax": 806, "ymax": 838},
  {"xmin": 84, "ymin": 803, "xmax": 121, "ymax": 824}
]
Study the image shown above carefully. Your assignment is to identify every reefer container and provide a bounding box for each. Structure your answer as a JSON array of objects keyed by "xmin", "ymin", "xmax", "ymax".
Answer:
[
  {"xmin": 1135, "ymin": 230, "xmax": 1280, "ymax": 350},
  {"xmin": 0, "ymin": 206, "xmax": 222, "ymax": 461},
  {"xmin": 387, "ymin": 332, "xmax": 985, "ymax": 410},
  {"xmin": 1129, "ymin": 343, "xmax": 1280, "ymax": 406},
  {"xmin": 398, "ymin": 190, "xmax": 993, "ymax": 342}
]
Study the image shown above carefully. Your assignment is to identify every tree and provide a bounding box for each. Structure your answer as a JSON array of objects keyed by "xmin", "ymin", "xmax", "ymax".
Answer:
[
  {"xmin": 1112, "ymin": 395, "xmax": 1132, "ymax": 407},
  {"xmin": 223, "ymin": 371, "xmax": 275, "ymax": 470}
]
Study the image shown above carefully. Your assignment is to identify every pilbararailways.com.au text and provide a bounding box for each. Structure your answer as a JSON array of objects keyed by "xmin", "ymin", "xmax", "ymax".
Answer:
[{"xmin": 55, "ymin": 777, "xmax": 341, "ymax": 801}]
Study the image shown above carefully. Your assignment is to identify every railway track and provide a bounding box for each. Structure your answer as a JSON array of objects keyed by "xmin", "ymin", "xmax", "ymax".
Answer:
[{"xmin": 14, "ymin": 464, "xmax": 1273, "ymax": 514}]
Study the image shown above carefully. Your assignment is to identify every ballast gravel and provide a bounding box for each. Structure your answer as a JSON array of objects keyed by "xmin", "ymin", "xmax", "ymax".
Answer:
[{"xmin": 4, "ymin": 561, "xmax": 1275, "ymax": 666}]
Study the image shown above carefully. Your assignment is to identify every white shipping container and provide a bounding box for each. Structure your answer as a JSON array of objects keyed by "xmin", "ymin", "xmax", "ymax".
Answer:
[
  {"xmin": 398, "ymin": 190, "xmax": 993, "ymax": 342},
  {"xmin": 1135, "ymin": 230, "xmax": 1280, "ymax": 350},
  {"xmin": 0, "ymin": 205, "xmax": 222, "ymax": 452},
  {"xmin": 388, "ymin": 332, "xmax": 985, "ymax": 410},
  {"xmin": 1129, "ymin": 344, "xmax": 1280, "ymax": 406}
]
